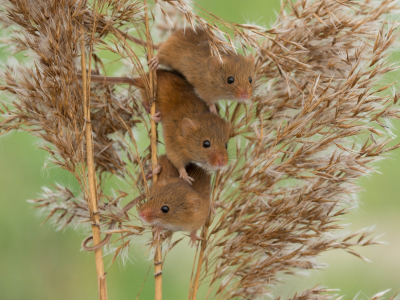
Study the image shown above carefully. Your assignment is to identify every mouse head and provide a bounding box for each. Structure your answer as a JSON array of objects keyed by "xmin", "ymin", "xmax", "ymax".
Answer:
[
  {"xmin": 207, "ymin": 54, "xmax": 255, "ymax": 102},
  {"xmin": 138, "ymin": 178, "xmax": 203, "ymax": 230},
  {"xmin": 180, "ymin": 114, "xmax": 231, "ymax": 172}
]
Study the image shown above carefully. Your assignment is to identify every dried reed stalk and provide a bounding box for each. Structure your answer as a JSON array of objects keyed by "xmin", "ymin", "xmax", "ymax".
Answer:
[
  {"xmin": 0, "ymin": 0, "xmax": 144, "ymax": 299},
  {"xmin": 144, "ymin": 0, "xmax": 162, "ymax": 298},
  {"xmin": 189, "ymin": 171, "xmax": 220, "ymax": 300},
  {"xmin": 80, "ymin": 25, "xmax": 108, "ymax": 300}
]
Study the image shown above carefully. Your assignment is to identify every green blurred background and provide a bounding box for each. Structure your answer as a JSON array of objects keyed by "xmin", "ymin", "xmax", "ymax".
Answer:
[{"xmin": 1, "ymin": 0, "xmax": 399, "ymax": 299}]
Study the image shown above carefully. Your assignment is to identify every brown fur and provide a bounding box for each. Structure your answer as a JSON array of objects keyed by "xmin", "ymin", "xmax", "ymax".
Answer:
[
  {"xmin": 156, "ymin": 27, "xmax": 256, "ymax": 107},
  {"xmin": 138, "ymin": 155, "xmax": 210, "ymax": 233},
  {"xmin": 139, "ymin": 70, "xmax": 231, "ymax": 177}
]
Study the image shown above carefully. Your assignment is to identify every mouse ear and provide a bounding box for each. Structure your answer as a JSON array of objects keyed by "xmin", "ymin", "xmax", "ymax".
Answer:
[
  {"xmin": 187, "ymin": 196, "xmax": 202, "ymax": 210},
  {"xmin": 207, "ymin": 56, "xmax": 222, "ymax": 74},
  {"xmin": 225, "ymin": 120, "xmax": 232, "ymax": 136},
  {"xmin": 155, "ymin": 179, "xmax": 168, "ymax": 187},
  {"xmin": 247, "ymin": 54, "xmax": 256, "ymax": 70},
  {"xmin": 246, "ymin": 54, "xmax": 255, "ymax": 62},
  {"xmin": 181, "ymin": 118, "xmax": 197, "ymax": 136}
]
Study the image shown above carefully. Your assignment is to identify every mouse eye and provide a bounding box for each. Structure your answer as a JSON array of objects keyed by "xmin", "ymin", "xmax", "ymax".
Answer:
[
  {"xmin": 161, "ymin": 205, "xmax": 169, "ymax": 213},
  {"xmin": 249, "ymin": 76, "xmax": 252, "ymax": 83},
  {"xmin": 203, "ymin": 140, "xmax": 211, "ymax": 148},
  {"xmin": 225, "ymin": 143, "xmax": 228, "ymax": 149},
  {"xmin": 227, "ymin": 76, "xmax": 234, "ymax": 84}
]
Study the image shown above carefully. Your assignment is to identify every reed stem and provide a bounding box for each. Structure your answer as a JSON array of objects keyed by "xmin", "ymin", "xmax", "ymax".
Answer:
[
  {"xmin": 190, "ymin": 172, "xmax": 220, "ymax": 300},
  {"xmin": 80, "ymin": 27, "xmax": 108, "ymax": 300},
  {"xmin": 189, "ymin": 225, "xmax": 208, "ymax": 300},
  {"xmin": 144, "ymin": 1, "xmax": 162, "ymax": 299}
]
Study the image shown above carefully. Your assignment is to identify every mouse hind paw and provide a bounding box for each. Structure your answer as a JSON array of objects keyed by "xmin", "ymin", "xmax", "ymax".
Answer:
[
  {"xmin": 181, "ymin": 174, "xmax": 195, "ymax": 184},
  {"xmin": 178, "ymin": 167, "xmax": 195, "ymax": 184}
]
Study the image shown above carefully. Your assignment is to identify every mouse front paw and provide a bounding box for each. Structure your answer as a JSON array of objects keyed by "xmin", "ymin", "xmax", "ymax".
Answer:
[
  {"xmin": 152, "ymin": 225, "xmax": 164, "ymax": 241},
  {"xmin": 189, "ymin": 231, "xmax": 203, "ymax": 248},
  {"xmin": 209, "ymin": 103, "xmax": 218, "ymax": 115},
  {"xmin": 145, "ymin": 164, "xmax": 162, "ymax": 180},
  {"xmin": 211, "ymin": 201, "xmax": 222, "ymax": 214},
  {"xmin": 143, "ymin": 103, "xmax": 151, "ymax": 114},
  {"xmin": 147, "ymin": 56, "xmax": 159, "ymax": 70},
  {"xmin": 153, "ymin": 164, "xmax": 162, "ymax": 176},
  {"xmin": 151, "ymin": 111, "xmax": 161, "ymax": 123}
]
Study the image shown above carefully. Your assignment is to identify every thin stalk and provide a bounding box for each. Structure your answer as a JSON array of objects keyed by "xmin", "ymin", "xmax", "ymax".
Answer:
[
  {"xmin": 144, "ymin": 1, "xmax": 162, "ymax": 299},
  {"xmin": 188, "ymin": 246, "xmax": 200, "ymax": 299},
  {"xmin": 189, "ymin": 223, "xmax": 208, "ymax": 300},
  {"xmin": 80, "ymin": 27, "xmax": 108, "ymax": 300},
  {"xmin": 190, "ymin": 172, "xmax": 221, "ymax": 300}
]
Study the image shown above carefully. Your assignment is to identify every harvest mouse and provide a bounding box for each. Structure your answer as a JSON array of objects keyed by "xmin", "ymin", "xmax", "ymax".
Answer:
[
  {"xmin": 148, "ymin": 26, "xmax": 256, "ymax": 114},
  {"xmin": 81, "ymin": 156, "xmax": 210, "ymax": 251},
  {"xmin": 78, "ymin": 71, "xmax": 232, "ymax": 183},
  {"xmin": 137, "ymin": 70, "xmax": 232, "ymax": 184},
  {"xmin": 138, "ymin": 155, "xmax": 211, "ymax": 247}
]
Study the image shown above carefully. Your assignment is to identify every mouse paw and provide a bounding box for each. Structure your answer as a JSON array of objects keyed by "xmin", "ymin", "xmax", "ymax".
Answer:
[
  {"xmin": 209, "ymin": 103, "xmax": 218, "ymax": 115},
  {"xmin": 189, "ymin": 231, "xmax": 203, "ymax": 248},
  {"xmin": 145, "ymin": 171, "xmax": 152, "ymax": 181},
  {"xmin": 144, "ymin": 104, "xmax": 151, "ymax": 114},
  {"xmin": 181, "ymin": 174, "xmax": 195, "ymax": 184},
  {"xmin": 145, "ymin": 164, "xmax": 162, "ymax": 181},
  {"xmin": 153, "ymin": 164, "xmax": 162, "ymax": 175},
  {"xmin": 152, "ymin": 225, "xmax": 164, "ymax": 241},
  {"xmin": 147, "ymin": 56, "xmax": 159, "ymax": 70},
  {"xmin": 151, "ymin": 111, "xmax": 161, "ymax": 123},
  {"xmin": 178, "ymin": 168, "xmax": 195, "ymax": 184},
  {"xmin": 211, "ymin": 201, "xmax": 221, "ymax": 214}
]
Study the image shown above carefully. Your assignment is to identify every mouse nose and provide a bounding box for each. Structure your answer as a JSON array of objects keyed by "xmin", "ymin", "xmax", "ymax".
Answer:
[
  {"xmin": 240, "ymin": 92, "xmax": 249, "ymax": 99},
  {"xmin": 217, "ymin": 157, "xmax": 226, "ymax": 167},
  {"xmin": 238, "ymin": 89, "xmax": 251, "ymax": 99},
  {"xmin": 139, "ymin": 211, "xmax": 146, "ymax": 219}
]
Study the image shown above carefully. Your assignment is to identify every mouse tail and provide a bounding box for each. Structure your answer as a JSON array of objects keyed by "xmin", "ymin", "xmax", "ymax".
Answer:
[
  {"xmin": 77, "ymin": 73, "xmax": 143, "ymax": 88},
  {"xmin": 115, "ymin": 28, "xmax": 162, "ymax": 50}
]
